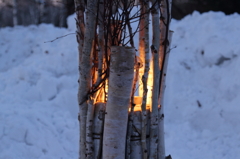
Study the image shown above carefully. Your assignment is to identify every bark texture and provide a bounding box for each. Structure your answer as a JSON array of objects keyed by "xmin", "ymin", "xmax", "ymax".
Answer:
[
  {"xmin": 157, "ymin": 1, "xmax": 172, "ymax": 159},
  {"xmin": 149, "ymin": 1, "xmax": 160, "ymax": 158},
  {"xmin": 130, "ymin": 111, "xmax": 142, "ymax": 159},
  {"xmin": 158, "ymin": 30, "xmax": 173, "ymax": 159},
  {"xmin": 93, "ymin": 102, "xmax": 106, "ymax": 159},
  {"xmin": 102, "ymin": 46, "xmax": 135, "ymax": 159},
  {"xmin": 126, "ymin": 59, "xmax": 140, "ymax": 159},
  {"xmin": 76, "ymin": 0, "xmax": 97, "ymax": 158},
  {"xmin": 86, "ymin": 99, "xmax": 95, "ymax": 159},
  {"xmin": 96, "ymin": 0, "xmax": 104, "ymax": 87},
  {"xmin": 138, "ymin": 1, "xmax": 150, "ymax": 158}
]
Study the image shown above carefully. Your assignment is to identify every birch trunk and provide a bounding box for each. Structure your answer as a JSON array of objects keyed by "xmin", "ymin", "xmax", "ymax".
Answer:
[
  {"xmin": 130, "ymin": 97, "xmax": 142, "ymax": 159},
  {"xmin": 96, "ymin": 0, "xmax": 104, "ymax": 87},
  {"xmin": 93, "ymin": 102, "xmax": 106, "ymax": 159},
  {"xmin": 74, "ymin": 0, "xmax": 85, "ymax": 57},
  {"xmin": 59, "ymin": 0, "xmax": 68, "ymax": 27},
  {"xmin": 13, "ymin": 0, "xmax": 18, "ymax": 26},
  {"xmin": 138, "ymin": 1, "xmax": 150, "ymax": 158},
  {"xmin": 74, "ymin": 0, "xmax": 85, "ymax": 158},
  {"xmin": 159, "ymin": 0, "xmax": 172, "ymax": 70},
  {"xmin": 39, "ymin": 0, "xmax": 45, "ymax": 24},
  {"xmin": 158, "ymin": 1, "xmax": 172, "ymax": 159},
  {"xmin": 149, "ymin": 0, "xmax": 160, "ymax": 158},
  {"xmin": 76, "ymin": 0, "xmax": 97, "ymax": 159},
  {"xmin": 130, "ymin": 112, "xmax": 142, "ymax": 159},
  {"xmin": 102, "ymin": 46, "xmax": 135, "ymax": 159},
  {"xmin": 126, "ymin": 61, "xmax": 140, "ymax": 159},
  {"xmin": 158, "ymin": 30, "xmax": 173, "ymax": 159},
  {"xmin": 86, "ymin": 99, "xmax": 95, "ymax": 159}
]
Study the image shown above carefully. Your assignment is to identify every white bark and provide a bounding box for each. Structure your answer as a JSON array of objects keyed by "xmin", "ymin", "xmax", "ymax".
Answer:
[
  {"xmin": 86, "ymin": 99, "xmax": 95, "ymax": 159},
  {"xmin": 130, "ymin": 112, "xmax": 142, "ymax": 159},
  {"xmin": 74, "ymin": 1, "xmax": 85, "ymax": 158},
  {"xmin": 102, "ymin": 46, "xmax": 135, "ymax": 159},
  {"xmin": 74, "ymin": 0, "xmax": 85, "ymax": 62},
  {"xmin": 158, "ymin": 1, "xmax": 172, "ymax": 159},
  {"xmin": 75, "ymin": 0, "xmax": 97, "ymax": 159},
  {"xmin": 130, "ymin": 97, "xmax": 142, "ymax": 159},
  {"xmin": 159, "ymin": 0, "xmax": 172, "ymax": 70},
  {"xmin": 93, "ymin": 102, "xmax": 106, "ymax": 159},
  {"xmin": 149, "ymin": 0, "xmax": 160, "ymax": 158},
  {"xmin": 138, "ymin": 1, "xmax": 150, "ymax": 158},
  {"xmin": 158, "ymin": 30, "xmax": 173, "ymax": 159},
  {"xmin": 126, "ymin": 60, "xmax": 140, "ymax": 159},
  {"xmin": 96, "ymin": 0, "xmax": 104, "ymax": 87}
]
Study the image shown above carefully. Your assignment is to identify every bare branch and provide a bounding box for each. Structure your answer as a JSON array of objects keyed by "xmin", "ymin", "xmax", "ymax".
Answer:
[{"xmin": 44, "ymin": 33, "xmax": 75, "ymax": 43}]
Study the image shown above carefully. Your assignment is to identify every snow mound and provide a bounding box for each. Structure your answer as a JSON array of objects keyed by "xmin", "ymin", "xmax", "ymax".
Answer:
[
  {"xmin": 0, "ymin": 21, "xmax": 79, "ymax": 159},
  {"xmin": 165, "ymin": 11, "xmax": 240, "ymax": 159}
]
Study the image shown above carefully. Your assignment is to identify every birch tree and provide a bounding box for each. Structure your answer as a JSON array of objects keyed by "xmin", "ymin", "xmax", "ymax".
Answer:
[
  {"xmin": 149, "ymin": 1, "xmax": 161, "ymax": 158},
  {"xmin": 158, "ymin": 1, "xmax": 172, "ymax": 158},
  {"xmin": 138, "ymin": 1, "xmax": 150, "ymax": 158},
  {"xmin": 74, "ymin": 0, "xmax": 173, "ymax": 158},
  {"xmin": 12, "ymin": 0, "xmax": 18, "ymax": 26}
]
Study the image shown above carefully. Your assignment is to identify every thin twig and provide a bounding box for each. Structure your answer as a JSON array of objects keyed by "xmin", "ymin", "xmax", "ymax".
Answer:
[{"xmin": 44, "ymin": 33, "xmax": 75, "ymax": 43}]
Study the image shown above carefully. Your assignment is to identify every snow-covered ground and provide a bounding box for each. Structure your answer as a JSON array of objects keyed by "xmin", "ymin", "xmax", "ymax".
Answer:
[{"xmin": 1, "ymin": 11, "xmax": 240, "ymax": 159}]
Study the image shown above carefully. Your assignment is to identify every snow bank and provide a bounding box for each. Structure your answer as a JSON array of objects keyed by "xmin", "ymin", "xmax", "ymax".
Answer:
[
  {"xmin": 0, "ymin": 21, "xmax": 79, "ymax": 159},
  {"xmin": 0, "ymin": 11, "xmax": 240, "ymax": 159},
  {"xmin": 165, "ymin": 11, "xmax": 240, "ymax": 159}
]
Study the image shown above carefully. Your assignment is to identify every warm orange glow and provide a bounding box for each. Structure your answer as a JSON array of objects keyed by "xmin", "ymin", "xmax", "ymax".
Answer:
[
  {"xmin": 95, "ymin": 56, "xmax": 154, "ymax": 110},
  {"xmin": 133, "ymin": 96, "xmax": 142, "ymax": 111},
  {"xmin": 137, "ymin": 47, "xmax": 153, "ymax": 108},
  {"xmin": 138, "ymin": 49, "xmax": 145, "ymax": 97},
  {"xmin": 147, "ymin": 61, "xmax": 153, "ymax": 107},
  {"xmin": 131, "ymin": 96, "xmax": 151, "ymax": 112},
  {"xmin": 96, "ymin": 80, "xmax": 108, "ymax": 103},
  {"xmin": 97, "ymin": 90, "xmax": 106, "ymax": 103},
  {"xmin": 133, "ymin": 105, "xmax": 142, "ymax": 112}
]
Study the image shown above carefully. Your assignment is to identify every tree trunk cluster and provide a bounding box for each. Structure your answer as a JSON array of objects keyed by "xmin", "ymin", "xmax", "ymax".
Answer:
[{"xmin": 74, "ymin": 0, "xmax": 173, "ymax": 159}]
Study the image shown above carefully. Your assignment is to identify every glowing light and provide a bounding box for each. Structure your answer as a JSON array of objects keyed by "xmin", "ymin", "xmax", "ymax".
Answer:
[
  {"xmin": 133, "ymin": 96, "xmax": 142, "ymax": 112},
  {"xmin": 138, "ymin": 46, "xmax": 154, "ymax": 109}
]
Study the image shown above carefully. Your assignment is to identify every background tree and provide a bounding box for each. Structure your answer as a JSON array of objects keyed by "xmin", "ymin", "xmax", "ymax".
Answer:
[
  {"xmin": 1, "ymin": 0, "xmax": 240, "ymax": 27},
  {"xmin": 0, "ymin": 0, "xmax": 71, "ymax": 27}
]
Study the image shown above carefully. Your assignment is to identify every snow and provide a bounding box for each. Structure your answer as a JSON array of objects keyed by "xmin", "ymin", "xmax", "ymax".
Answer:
[
  {"xmin": 0, "ymin": 22, "xmax": 79, "ymax": 159},
  {"xmin": 1, "ymin": 11, "xmax": 240, "ymax": 159},
  {"xmin": 165, "ymin": 11, "xmax": 240, "ymax": 158}
]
